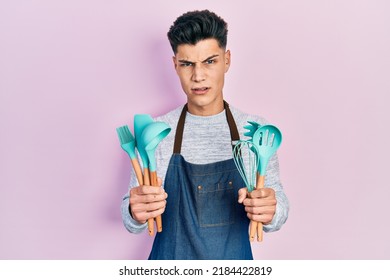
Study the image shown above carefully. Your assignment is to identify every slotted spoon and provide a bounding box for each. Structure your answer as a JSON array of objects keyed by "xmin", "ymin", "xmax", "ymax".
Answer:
[{"xmin": 251, "ymin": 125, "xmax": 282, "ymax": 241}]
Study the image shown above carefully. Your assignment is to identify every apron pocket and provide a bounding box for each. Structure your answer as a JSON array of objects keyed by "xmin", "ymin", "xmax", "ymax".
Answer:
[{"xmin": 197, "ymin": 180, "xmax": 235, "ymax": 227}]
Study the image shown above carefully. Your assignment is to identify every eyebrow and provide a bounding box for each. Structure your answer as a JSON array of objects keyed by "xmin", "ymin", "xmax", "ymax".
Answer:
[{"xmin": 178, "ymin": 54, "xmax": 219, "ymax": 64}]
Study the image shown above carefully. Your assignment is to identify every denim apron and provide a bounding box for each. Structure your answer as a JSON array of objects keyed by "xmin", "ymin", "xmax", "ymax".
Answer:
[{"xmin": 148, "ymin": 101, "xmax": 252, "ymax": 260}]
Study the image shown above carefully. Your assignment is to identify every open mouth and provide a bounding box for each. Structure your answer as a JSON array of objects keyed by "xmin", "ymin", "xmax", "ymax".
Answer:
[{"xmin": 191, "ymin": 87, "xmax": 210, "ymax": 94}]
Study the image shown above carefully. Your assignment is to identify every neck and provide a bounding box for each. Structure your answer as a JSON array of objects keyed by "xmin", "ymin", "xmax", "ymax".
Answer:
[{"xmin": 187, "ymin": 98, "xmax": 225, "ymax": 116}]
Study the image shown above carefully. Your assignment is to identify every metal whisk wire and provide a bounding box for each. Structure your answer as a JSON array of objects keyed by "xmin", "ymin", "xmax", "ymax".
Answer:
[{"xmin": 233, "ymin": 140, "xmax": 259, "ymax": 193}]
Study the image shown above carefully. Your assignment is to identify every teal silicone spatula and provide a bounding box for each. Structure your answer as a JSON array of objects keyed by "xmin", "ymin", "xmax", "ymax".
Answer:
[
  {"xmin": 134, "ymin": 114, "xmax": 154, "ymax": 184},
  {"xmin": 141, "ymin": 121, "xmax": 171, "ymax": 234},
  {"xmin": 134, "ymin": 114, "xmax": 154, "ymax": 235},
  {"xmin": 142, "ymin": 122, "xmax": 171, "ymax": 175},
  {"xmin": 250, "ymin": 125, "xmax": 282, "ymax": 242}
]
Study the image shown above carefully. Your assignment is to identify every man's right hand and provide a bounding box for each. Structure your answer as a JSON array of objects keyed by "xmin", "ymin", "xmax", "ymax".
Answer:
[{"xmin": 129, "ymin": 177, "xmax": 167, "ymax": 224}]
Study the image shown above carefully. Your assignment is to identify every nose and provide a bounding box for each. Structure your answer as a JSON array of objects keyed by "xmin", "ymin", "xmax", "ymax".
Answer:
[{"xmin": 191, "ymin": 64, "xmax": 206, "ymax": 82}]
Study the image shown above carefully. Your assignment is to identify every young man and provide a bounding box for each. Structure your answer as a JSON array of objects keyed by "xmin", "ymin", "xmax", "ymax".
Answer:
[{"xmin": 121, "ymin": 10, "xmax": 289, "ymax": 260}]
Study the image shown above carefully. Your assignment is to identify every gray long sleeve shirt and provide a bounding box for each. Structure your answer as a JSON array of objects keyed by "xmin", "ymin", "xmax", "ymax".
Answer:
[{"xmin": 121, "ymin": 105, "xmax": 289, "ymax": 234}]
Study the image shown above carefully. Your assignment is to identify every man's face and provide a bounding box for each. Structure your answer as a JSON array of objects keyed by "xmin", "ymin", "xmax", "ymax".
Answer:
[{"xmin": 173, "ymin": 38, "xmax": 231, "ymax": 116}]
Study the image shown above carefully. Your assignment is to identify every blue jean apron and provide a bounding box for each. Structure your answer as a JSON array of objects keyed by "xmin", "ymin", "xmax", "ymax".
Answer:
[{"xmin": 148, "ymin": 101, "xmax": 252, "ymax": 260}]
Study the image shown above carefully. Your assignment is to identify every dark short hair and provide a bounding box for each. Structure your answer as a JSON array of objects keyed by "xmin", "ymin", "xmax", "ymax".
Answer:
[{"xmin": 167, "ymin": 10, "xmax": 228, "ymax": 54}]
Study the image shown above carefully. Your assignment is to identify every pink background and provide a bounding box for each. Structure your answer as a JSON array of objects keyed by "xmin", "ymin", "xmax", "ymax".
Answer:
[{"xmin": 1, "ymin": 0, "xmax": 389, "ymax": 259}]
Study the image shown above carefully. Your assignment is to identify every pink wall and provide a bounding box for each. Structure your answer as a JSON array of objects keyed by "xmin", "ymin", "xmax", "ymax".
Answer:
[{"xmin": 1, "ymin": 0, "xmax": 389, "ymax": 259}]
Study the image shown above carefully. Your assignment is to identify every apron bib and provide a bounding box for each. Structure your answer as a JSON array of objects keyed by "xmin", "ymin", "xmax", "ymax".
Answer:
[{"xmin": 148, "ymin": 101, "xmax": 252, "ymax": 260}]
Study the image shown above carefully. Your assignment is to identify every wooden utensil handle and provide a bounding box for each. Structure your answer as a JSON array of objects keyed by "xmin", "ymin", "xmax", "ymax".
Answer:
[
  {"xmin": 257, "ymin": 221, "xmax": 263, "ymax": 242},
  {"xmin": 257, "ymin": 174, "xmax": 265, "ymax": 189},
  {"xmin": 249, "ymin": 220, "xmax": 257, "ymax": 241},
  {"xmin": 150, "ymin": 171, "xmax": 162, "ymax": 233},
  {"xmin": 150, "ymin": 171, "xmax": 157, "ymax": 186},
  {"xmin": 131, "ymin": 158, "xmax": 143, "ymax": 186},
  {"xmin": 249, "ymin": 174, "xmax": 265, "ymax": 242},
  {"xmin": 144, "ymin": 168, "xmax": 154, "ymax": 236},
  {"xmin": 143, "ymin": 168, "xmax": 150, "ymax": 186}
]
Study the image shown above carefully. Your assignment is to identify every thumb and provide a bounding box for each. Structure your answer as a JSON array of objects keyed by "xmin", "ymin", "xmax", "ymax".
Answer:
[
  {"xmin": 157, "ymin": 177, "xmax": 163, "ymax": 187},
  {"xmin": 238, "ymin": 188, "xmax": 248, "ymax": 204}
]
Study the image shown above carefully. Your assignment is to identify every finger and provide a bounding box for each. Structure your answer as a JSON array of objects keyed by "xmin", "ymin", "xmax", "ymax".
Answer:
[
  {"xmin": 130, "ymin": 193, "xmax": 167, "ymax": 204},
  {"xmin": 132, "ymin": 200, "xmax": 167, "ymax": 213},
  {"xmin": 147, "ymin": 207, "xmax": 166, "ymax": 219},
  {"xmin": 238, "ymin": 188, "xmax": 248, "ymax": 203},
  {"xmin": 245, "ymin": 205, "xmax": 276, "ymax": 216},
  {"xmin": 247, "ymin": 212, "xmax": 274, "ymax": 224},
  {"xmin": 130, "ymin": 185, "xmax": 164, "ymax": 196},
  {"xmin": 132, "ymin": 206, "xmax": 166, "ymax": 224},
  {"xmin": 250, "ymin": 188, "xmax": 275, "ymax": 199},
  {"xmin": 134, "ymin": 205, "xmax": 166, "ymax": 221},
  {"xmin": 131, "ymin": 200, "xmax": 167, "ymax": 220},
  {"xmin": 157, "ymin": 177, "xmax": 163, "ymax": 187},
  {"xmin": 260, "ymin": 188, "xmax": 275, "ymax": 198},
  {"xmin": 243, "ymin": 197, "xmax": 277, "ymax": 207}
]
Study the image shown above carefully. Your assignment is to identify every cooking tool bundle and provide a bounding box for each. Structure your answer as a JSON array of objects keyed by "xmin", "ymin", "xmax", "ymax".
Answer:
[
  {"xmin": 116, "ymin": 115, "xmax": 171, "ymax": 236},
  {"xmin": 117, "ymin": 115, "xmax": 281, "ymax": 242},
  {"xmin": 234, "ymin": 121, "xmax": 282, "ymax": 242}
]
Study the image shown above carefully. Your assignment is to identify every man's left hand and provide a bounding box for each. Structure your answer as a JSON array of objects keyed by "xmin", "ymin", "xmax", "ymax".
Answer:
[{"xmin": 238, "ymin": 187, "xmax": 277, "ymax": 224}]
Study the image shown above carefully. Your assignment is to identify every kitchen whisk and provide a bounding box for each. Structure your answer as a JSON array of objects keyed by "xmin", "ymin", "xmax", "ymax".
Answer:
[
  {"xmin": 233, "ymin": 140, "xmax": 259, "ymax": 193},
  {"xmin": 233, "ymin": 140, "xmax": 262, "ymax": 242}
]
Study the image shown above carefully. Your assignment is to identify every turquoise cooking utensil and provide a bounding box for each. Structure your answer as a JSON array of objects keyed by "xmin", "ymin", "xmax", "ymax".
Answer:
[
  {"xmin": 116, "ymin": 125, "xmax": 137, "ymax": 159},
  {"xmin": 244, "ymin": 121, "xmax": 261, "ymax": 139},
  {"xmin": 233, "ymin": 139, "xmax": 261, "ymax": 242},
  {"xmin": 244, "ymin": 120, "xmax": 262, "ymax": 157},
  {"xmin": 141, "ymin": 122, "xmax": 171, "ymax": 172},
  {"xmin": 142, "ymin": 122, "xmax": 171, "ymax": 173},
  {"xmin": 141, "ymin": 121, "xmax": 171, "ymax": 234},
  {"xmin": 232, "ymin": 140, "xmax": 259, "ymax": 193},
  {"xmin": 134, "ymin": 114, "xmax": 154, "ymax": 172},
  {"xmin": 252, "ymin": 125, "xmax": 282, "ymax": 176},
  {"xmin": 116, "ymin": 125, "xmax": 144, "ymax": 185},
  {"xmin": 251, "ymin": 124, "xmax": 282, "ymax": 242},
  {"xmin": 134, "ymin": 114, "xmax": 155, "ymax": 236}
]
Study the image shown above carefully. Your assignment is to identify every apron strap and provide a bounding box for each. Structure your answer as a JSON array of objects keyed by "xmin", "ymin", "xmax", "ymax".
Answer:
[
  {"xmin": 173, "ymin": 103, "xmax": 188, "ymax": 154},
  {"xmin": 173, "ymin": 100, "xmax": 240, "ymax": 154}
]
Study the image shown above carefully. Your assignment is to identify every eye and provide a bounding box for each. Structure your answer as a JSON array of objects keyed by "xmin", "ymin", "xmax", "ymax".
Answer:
[
  {"xmin": 180, "ymin": 62, "xmax": 193, "ymax": 67},
  {"xmin": 205, "ymin": 59, "xmax": 215, "ymax": 64}
]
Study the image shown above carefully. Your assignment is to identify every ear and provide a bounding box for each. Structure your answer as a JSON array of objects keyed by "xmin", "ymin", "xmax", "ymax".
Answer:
[
  {"xmin": 224, "ymin": 50, "xmax": 231, "ymax": 73},
  {"xmin": 172, "ymin": 56, "xmax": 178, "ymax": 72}
]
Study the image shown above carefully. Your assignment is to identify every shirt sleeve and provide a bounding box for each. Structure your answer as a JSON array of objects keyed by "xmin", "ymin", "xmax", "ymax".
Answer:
[{"xmin": 262, "ymin": 153, "xmax": 289, "ymax": 232}]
